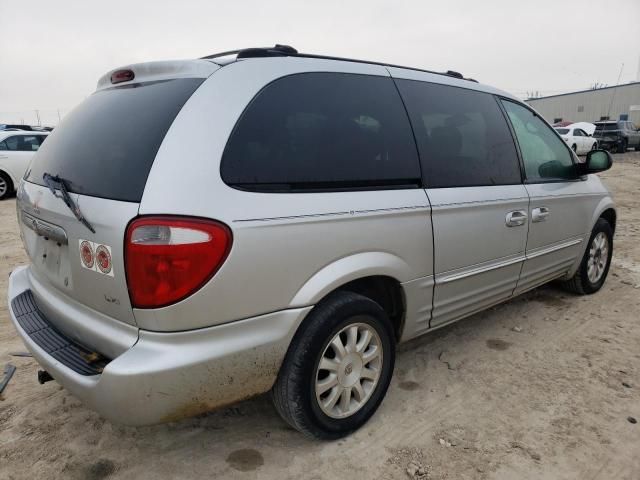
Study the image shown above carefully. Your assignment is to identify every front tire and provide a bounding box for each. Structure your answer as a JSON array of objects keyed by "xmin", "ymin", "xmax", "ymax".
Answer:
[
  {"xmin": 0, "ymin": 171, "xmax": 14, "ymax": 200},
  {"xmin": 272, "ymin": 291, "xmax": 395, "ymax": 439},
  {"xmin": 561, "ymin": 218, "xmax": 613, "ymax": 295},
  {"xmin": 616, "ymin": 140, "xmax": 627, "ymax": 154}
]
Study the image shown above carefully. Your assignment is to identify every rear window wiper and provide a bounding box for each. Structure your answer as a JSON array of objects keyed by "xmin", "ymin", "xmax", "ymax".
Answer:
[{"xmin": 42, "ymin": 173, "xmax": 96, "ymax": 234}]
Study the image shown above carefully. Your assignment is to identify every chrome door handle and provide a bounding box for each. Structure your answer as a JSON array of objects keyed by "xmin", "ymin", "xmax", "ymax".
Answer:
[
  {"xmin": 506, "ymin": 210, "xmax": 528, "ymax": 227},
  {"xmin": 532, "ymin": 206, "xmax": 550, "ymax": 222}
]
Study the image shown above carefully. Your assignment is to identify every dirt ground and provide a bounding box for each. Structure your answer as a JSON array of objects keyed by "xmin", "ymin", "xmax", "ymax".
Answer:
[{"xmin": 1, "ymin": 153, "xmax": 639, "ymax": 480}]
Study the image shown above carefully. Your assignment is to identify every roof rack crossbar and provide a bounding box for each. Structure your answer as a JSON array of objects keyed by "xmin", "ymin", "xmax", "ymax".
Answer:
[
  {"xmin": 237, "ymin": 44, "xmax": 298, "ymax": 58},
  {"xmin": 201, "ymin": 45, "xmax": 297, "ymax": 60}
]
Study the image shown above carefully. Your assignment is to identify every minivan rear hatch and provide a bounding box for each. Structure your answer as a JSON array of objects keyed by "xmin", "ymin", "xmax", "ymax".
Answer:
[{"xmin": 18, "ymin": 60, "xmax": 218, "ymax": 326}]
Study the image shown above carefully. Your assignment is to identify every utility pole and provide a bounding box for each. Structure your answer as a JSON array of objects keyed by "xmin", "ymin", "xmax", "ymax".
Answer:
[{"xmin": 34, "ymin": 110, "xmax": 41, "ymax": 126}]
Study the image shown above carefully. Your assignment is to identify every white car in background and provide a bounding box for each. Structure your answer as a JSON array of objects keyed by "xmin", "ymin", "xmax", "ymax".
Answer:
[
  {"xmin": 554, "ymin": 124, "xmax": 598, "ymax": 155},
  {"xmin": 0, "ymin": 130, "xmax": 48, "ymax": 199}
]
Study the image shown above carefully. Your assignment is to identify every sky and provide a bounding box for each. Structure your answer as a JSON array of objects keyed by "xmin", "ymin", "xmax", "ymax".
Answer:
[{"xmin": 1, "ymin": 0, "xmax": 639, "ymax": 126}]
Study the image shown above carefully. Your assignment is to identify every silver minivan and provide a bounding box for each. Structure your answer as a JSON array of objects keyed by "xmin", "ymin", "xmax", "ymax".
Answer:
[{"xmin": 8, "ymin": 45, "xmax": 616, "ymax": 439}]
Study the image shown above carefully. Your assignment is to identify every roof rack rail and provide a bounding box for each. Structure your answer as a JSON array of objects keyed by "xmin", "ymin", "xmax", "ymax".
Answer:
[
  {"xmin": 201, "ymin": 45, "xmax": 297, "ymax": 60},
  {"xmin": 201, "ymin": 45, "xmax": 478, "ymax": 83},
  {"xmin": 201, "ymin": 49, "xmax": 243, "ymax": 60}
]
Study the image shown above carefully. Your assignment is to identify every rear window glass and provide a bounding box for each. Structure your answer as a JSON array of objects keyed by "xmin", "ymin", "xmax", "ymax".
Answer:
[
  {"xmin": 221, "ymin": 73, "xmax": 421, "ymax": 191},
  {"xmin": 554, "ymin": 128, "xmax": 570, "ymax": 135},
  {"xmin": 26, "ymin": 78, "xmax": 203, "ymax": 202},
  {"xmin": 0, "ymin": 135, "xmax": 44, "ymax": 151},
  {"xmin": 594, "ymin": 123, "xmax": 619, "ymax": 131}
]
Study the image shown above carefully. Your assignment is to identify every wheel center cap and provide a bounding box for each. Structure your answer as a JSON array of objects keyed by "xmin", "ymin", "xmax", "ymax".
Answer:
[
  {"xmin": 594, "ymin": 248, "xmax": 602, "ymax": 262},
  {"xmin": 338, "ymin": 353, "xmax": 363, "ymax": 387}
]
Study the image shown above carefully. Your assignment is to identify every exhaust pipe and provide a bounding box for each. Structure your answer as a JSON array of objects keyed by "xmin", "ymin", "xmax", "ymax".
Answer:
[{"xmin": 37, "ymin": 370, "xmax": 54, "ymax": 384}]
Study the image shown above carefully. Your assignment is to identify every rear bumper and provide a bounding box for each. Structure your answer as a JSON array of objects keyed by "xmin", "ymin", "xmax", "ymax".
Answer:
[{"xmin": 8, "ymin": 265, "xmax": 311, "ymax": 425}]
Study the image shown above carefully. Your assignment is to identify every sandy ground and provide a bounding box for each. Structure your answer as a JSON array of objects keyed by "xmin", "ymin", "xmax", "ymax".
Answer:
[{"xmin": 1, "ymin": 152, "xmax": 639, "ymax": 480}]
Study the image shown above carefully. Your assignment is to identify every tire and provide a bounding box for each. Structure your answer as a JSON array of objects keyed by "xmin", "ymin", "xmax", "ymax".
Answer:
[
  {"xmin": 561, "ymin": 218, "xmax": 613, "ymax": 295},
  {"xmin": 0, "ymin": 171, "xmax": 14, "ymax": 200},
  {"xmin": 591, "ymin": 142, "xmax": 598, "ymax": 151},
  {"xmin": 272, "ymin": 290, "xmax": 395, "ymax": 439},
  {"xmin": 616, "ymin": 140, "xmax": 627, "ymax": 154}
]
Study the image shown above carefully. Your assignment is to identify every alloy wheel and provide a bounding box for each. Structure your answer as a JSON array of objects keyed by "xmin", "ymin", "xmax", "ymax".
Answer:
[
  {"xmin": 315, "ymin": 321, "xmax": 383, "ymax": 419},
  {"xmin": 0, "ymin": 176, "xmax": 7, "ymax": 198},
  {"xmin": 587, "ymin": 232, "xmax": 609, "ymax": 283}
]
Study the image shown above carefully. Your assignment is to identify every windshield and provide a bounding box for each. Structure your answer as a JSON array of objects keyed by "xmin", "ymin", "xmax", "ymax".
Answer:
[
  {"xmin": 26, "ymin": 78, "xmax": 203, "ymax": 202},
  {"xmin": 554, "ymin": 128, "xmax": 570, "ymax": 135}
]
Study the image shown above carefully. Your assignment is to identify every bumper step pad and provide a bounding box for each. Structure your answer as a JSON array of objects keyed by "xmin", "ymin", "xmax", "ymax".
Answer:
[{"xmin": 11, "ymin": 290, "xmax": 110, "ymax": 376}]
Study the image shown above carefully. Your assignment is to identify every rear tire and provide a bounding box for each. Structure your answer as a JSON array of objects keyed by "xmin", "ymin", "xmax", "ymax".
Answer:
[
  {"xmin": 272, "ymin": 291, "xmax": 395, "ymax": 439},
  {"xmin": 0, "ymin": 171, "xmax": 13, "ymax": 200},
  {"xmin": 561, "ymin": 218, "xmax": 613, "ymax": 295},
  {"xmin": 616, "ymin": 140, "xmax": 627, "ymax": 154}
]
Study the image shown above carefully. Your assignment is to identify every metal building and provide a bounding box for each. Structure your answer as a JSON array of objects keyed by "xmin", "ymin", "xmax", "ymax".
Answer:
[{"xmin": 526, "ymin": 82, "xmax": 640, "ymax": 126}]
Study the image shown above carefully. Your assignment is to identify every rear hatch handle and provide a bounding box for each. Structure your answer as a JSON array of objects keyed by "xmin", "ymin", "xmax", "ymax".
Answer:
[
  {"xmin": 42, "ymin": 173, "xmax": 96, "ymax": 234},
  {"xmin": 21, "ymin": 211, "xmax": 68, "ymax": 245}
]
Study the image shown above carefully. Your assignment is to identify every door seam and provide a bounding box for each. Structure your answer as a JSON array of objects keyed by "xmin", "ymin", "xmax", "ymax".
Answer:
[{"xmin": 513, "ymin": 186, "xmax": 532, "ymax": 295}]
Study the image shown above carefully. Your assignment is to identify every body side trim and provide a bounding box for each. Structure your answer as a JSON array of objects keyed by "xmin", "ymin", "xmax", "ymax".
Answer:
[
  {"xmin": 429, "ymin": 196, "xmax": 529, "ymax": 208},
  {"xmin": 525, "ymin": 236, "xmax": 583, "ymax": 260},
  {"xmin": 233, "ymin": 205, "xmax": 429, "ymax": 223},
  {"xmin": 437, "ymin": 253, "xmax": 525, "ymax": 284}
]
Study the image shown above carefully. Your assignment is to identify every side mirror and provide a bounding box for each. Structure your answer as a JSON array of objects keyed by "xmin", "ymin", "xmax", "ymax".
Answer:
[
  {"xmin": 580, "ymin": 149, "xmax": 612, "ymax": 175},
  {"xmin": 539, "ymin": 160, "xmax": 575, "ymax": 179}
]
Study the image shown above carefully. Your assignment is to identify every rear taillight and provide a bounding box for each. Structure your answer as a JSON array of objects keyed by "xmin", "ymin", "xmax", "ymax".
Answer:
[{"xmin": 125, "ymin": 216, "xmax": 232, "ymax": 309}]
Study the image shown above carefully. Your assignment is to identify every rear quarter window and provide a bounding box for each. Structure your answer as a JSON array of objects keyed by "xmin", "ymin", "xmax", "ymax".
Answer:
[
  {"xmin": 26, "ymin": 78, "xmax": 203, "ymax": 202},
  {"xmin": 221, "ymin": 72, "xmax": 421, "ymax": 191}
]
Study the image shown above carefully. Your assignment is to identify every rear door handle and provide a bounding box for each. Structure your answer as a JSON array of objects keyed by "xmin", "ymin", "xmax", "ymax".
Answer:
[
  {"xmin": 506, "ymin": 210, "xmax": 528, "ymax": 227},
  {"xmin": 532, "ymin": 206, "xmax": 550, "ymax": 222}
]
